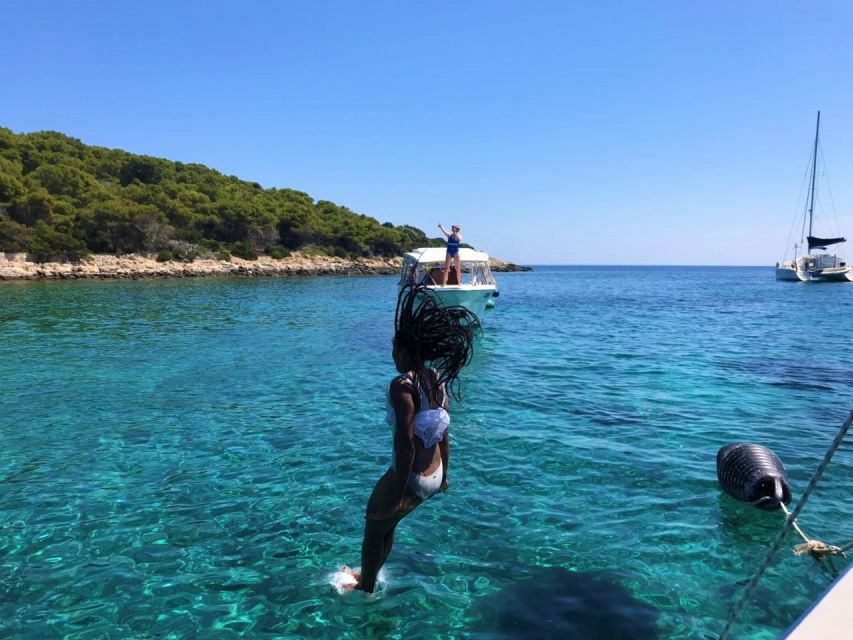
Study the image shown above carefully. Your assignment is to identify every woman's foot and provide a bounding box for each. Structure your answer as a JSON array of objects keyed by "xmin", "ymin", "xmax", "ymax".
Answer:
[{"xmin": 339, "ymin": 566, "xmax": 361, "ymax": 592}]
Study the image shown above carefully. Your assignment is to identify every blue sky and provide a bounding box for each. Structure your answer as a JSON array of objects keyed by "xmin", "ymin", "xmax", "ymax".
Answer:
[{"xmin": 3, "ymin": 1, "xmax": 852, "ymax": 265}]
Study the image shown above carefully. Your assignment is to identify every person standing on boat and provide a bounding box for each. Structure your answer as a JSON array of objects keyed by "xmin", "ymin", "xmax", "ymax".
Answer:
[
  {"xmin": 438, "ymin": 223, "xmax": 462, "ymax": 286},
  {"xmin": 340, "ymin": 283, "xmax": 477, "ymax": 593}
]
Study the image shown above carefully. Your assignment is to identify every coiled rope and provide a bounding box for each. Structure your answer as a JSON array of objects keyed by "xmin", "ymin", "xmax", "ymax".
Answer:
[
  {"xmin": 780, "ymin": 502, "xmax": 845, "ymax": 558},
  {"xmin": 719, "ymin": 409, "xmax": 853, "ymax": 640}
]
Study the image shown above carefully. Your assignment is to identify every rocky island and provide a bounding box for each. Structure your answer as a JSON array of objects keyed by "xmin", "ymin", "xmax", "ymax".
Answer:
[
  {"xmin": 0, "ymin": 128, "xmax": 532, "ymax": 281},
  {"xmin": 0, "ymin": 252, "xmax": 531, "ymax": 281}
]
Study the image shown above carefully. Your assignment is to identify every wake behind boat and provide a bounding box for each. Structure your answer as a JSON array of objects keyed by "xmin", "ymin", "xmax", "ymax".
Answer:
[
  {"xmin": 398, "ymin": 247, "xmax": 498, "ymax": 319},
  {"xmin": 776, "ymin": 111, "xmax": 852, "ymax": 282}
]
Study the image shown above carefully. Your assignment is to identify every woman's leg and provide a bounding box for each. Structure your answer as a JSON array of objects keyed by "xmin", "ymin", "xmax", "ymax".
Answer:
[
  {"xmin": 441, "ymin": 255, "xmax": 452, "ymax": 285},
  {"xmin": 382, "ymin": 527, "xmax": 396, "ymax": 565},
  {"xmin": 359, "ymin": 518, "xmax": 391, "ymax": 593},
  {"xmin": 453, "ymin": 254, "xmax": 462, "ymax": 283},
  {"xmin": 354, "ymin": 470, "xmax": 421, "ymax": 593}
]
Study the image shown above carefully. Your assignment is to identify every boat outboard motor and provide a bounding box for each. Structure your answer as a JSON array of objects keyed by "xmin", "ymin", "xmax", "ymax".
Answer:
[{"xmin": 716, "ymin": 443, "xmax": 792, "ymax": 511}]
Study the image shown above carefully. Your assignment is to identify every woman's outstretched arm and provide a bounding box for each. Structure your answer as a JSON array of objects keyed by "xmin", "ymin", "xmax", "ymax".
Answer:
[
  {"xmin": 391, "ymin": 378, "xmax": 416, "ymax": 505},
  {"xmin": 440, "ymin": 384, "xmax": 450, "ymax": 490},
  {"xmin": 366, "ymin": 377, "xmax": 416, "ymax": 520},
  {"xmin": 439, "ymin": 433, "xmax": 449, "ymax": 491}
]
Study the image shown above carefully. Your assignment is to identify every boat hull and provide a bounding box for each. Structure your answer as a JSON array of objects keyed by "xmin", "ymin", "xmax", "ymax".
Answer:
[
  {"xmin": 809, "ymin": 267, "xmax": 852, "ymax": 282},
  {"xmin": 775, "ymin": 259, "xmax": 852, "ymax": 282},
  {"xmin": 775, "ymin": 264, "xmax": 803, "ymax": 281},
  {"xmin": 421, "ymin": 285, "xmax": 496, "ymax": 320},
  {"xmin": 783, "ymin": 562, "xmax": 853, "ymax": 639}
]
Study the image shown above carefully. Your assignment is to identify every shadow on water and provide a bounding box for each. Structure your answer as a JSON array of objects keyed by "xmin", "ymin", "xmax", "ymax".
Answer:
[
  {"xmin": 471, "ymin": 566, "xmax": 659, "ymax": 639},
  {"xmin": 768, "ymin": 380, "xmax": 835, "ymax": 392},
  {"xmin": 719, "ymin": 358, "xmax": 851, "ymax": 392},
  {"xmin": 716, "ymin": 494, "xmax": 787, "ymax": 546}
]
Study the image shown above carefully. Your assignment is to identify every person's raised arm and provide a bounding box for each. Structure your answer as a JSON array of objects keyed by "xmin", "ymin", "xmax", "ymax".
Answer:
[{"xmin": 438, "ymin": 223, "xmax": 450, "ymax": 238}]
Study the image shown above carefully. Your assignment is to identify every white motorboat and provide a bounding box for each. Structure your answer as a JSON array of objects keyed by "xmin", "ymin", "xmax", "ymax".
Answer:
[
  {"xmin": 398, "ymin": 247, "xmax": 498, "ymax": 319},
  {"xmin": 776, "ymin": 112, "xmax": 852, "ymax": 282}
]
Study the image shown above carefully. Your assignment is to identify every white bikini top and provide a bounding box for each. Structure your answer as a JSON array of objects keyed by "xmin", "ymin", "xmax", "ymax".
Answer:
[{"xmin": 385, "ymin": 371, "xmax": 450, "ymax": 448}]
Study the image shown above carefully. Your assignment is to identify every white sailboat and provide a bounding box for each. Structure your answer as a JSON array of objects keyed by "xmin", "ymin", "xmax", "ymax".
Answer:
[{"xmin": 775, "ymin": 111, "xmax": 852, "ymax": 282}]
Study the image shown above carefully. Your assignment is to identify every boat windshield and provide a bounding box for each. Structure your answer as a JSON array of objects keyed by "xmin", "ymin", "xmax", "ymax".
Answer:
[{"xmin": 399, "ymin": 259, "xmax": 496, "ymax": 286}]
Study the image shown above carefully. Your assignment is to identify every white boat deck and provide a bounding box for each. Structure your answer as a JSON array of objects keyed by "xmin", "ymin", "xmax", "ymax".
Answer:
[{"xmin": 782, "ymin": 562, "xmax": 853, "ymax": 639}]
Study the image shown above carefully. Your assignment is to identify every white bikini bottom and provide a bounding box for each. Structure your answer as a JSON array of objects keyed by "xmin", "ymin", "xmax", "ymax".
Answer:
[{"xmin": 398, "ymin": 460, "xmax": 443, "ymax": 501}]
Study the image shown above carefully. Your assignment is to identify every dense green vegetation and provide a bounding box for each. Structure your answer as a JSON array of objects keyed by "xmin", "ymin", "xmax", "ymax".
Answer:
[{"xmin": 0, "ymin": 128, "xmax": 444, "ymax": 262}]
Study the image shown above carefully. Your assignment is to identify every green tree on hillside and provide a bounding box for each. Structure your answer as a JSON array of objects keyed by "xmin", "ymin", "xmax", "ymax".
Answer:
[{"xmin": 0, "ymin": 128, "xmax": 437, "ymax": 262}]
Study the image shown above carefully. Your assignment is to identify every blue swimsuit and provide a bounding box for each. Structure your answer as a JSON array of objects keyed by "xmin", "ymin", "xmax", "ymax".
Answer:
[{"xmin": 446, "ymin": 234, "xmax": 460, "ymax": 257}]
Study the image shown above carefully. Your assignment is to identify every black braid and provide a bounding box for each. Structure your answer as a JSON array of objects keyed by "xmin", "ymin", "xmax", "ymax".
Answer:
[{"xmin": 394, "ymin": 283, "xmax": 479, "ymax": 402}]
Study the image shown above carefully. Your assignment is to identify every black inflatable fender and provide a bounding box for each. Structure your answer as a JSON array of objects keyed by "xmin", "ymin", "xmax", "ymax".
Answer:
[{"xmin": 716, "ymin": 443, "xmax": 793, "ymax": 511}]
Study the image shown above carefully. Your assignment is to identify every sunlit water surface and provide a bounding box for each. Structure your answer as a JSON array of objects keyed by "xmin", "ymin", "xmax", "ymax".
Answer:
[{"xmin": 1, "ymin": 266, "xmax": 851, "ymax": 639}]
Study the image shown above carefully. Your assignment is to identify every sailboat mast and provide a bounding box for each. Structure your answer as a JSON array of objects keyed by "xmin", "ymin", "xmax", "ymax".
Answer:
[{"xmin": 807, "ymin": 110, "xmax": 820, "ymax": 251}]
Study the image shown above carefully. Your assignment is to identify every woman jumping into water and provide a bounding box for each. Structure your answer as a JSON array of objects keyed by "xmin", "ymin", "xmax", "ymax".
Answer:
[{"xmin": 341, "ymin": 284, "xmax": 478, "ymax": 593}]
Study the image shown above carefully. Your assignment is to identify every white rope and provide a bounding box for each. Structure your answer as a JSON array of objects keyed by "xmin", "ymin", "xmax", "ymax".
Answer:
[
  {"xmin": 779, "ymin": 503, "xmax": 810, "ymax": 543},
  {"xmin": 779, "ymin": 503, "xmax": 846, "ymax": 558},
  {"xmin": 719, "ymin": 410, "xmax": 853, "ymax": 640}
]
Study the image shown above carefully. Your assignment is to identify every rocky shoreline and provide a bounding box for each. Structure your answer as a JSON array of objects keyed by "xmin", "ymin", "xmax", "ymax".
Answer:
[{"xmin": 0, "ymin": 252, "xmax": 531, "ymax": 281}]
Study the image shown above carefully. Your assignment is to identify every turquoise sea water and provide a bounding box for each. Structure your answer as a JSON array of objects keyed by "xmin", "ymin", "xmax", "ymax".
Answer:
[{"xmin": 1, "ymin": 266, "xmax": 852, "ymax": 639}]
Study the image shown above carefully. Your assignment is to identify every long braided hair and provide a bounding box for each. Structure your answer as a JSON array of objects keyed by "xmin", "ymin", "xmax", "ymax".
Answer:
[{"xmin": 394, "ymin": 283, "xmax": 479, "ymax": 404}]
